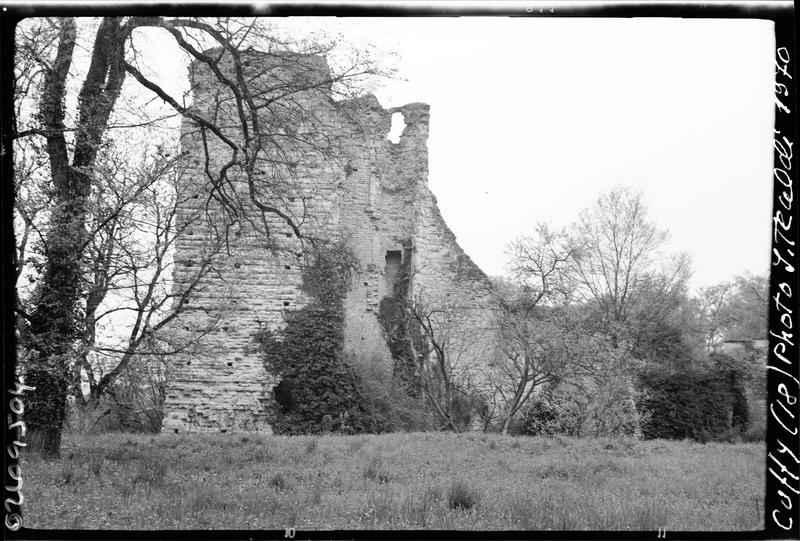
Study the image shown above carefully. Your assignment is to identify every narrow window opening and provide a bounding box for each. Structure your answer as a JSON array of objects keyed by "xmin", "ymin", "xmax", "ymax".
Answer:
[
  {"xmin": 283, "ymin": 301, "xmax": 290, "ymax": 307},
  {"xmin": 387, "ymin": 112, "xmax": 406, "ymax": 144},
  {"xmin": 384, "ymin": 250, "xmax": 402, "ymax": 288}
]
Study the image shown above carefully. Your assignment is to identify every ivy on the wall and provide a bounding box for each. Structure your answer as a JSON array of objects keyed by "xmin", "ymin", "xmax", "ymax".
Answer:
[
  {"xmin": 377, "ymin": 247, "xmax": 425, "ymax": 398},
  {"xmin": 257, "ymin": 241, "xmax": 389, "ymax": 434}
]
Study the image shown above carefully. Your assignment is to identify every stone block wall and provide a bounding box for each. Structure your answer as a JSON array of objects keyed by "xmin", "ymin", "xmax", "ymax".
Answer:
[{"xmin": 161, "ymin": 49, "xmax": 497, "ymax": 433}]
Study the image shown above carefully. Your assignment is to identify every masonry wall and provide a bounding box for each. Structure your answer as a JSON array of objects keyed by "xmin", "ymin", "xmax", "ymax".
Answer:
[{"xmin": 162, "ymin": 50, "xmax": 496, "ymax": 433}]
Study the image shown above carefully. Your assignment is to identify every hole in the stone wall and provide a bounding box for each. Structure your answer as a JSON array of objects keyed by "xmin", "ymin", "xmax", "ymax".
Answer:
[
  {"xmin": 386, "ymin": 112, "xmax": 406, "ymax": 144},
  {"xmin": 344, "ymin": 163, "xmax": 358, "ymax": 177},
  {"xmin": 186, "ymin": 361, "xmax": 191, "ymax": 366},
  {"xmin": 361, "ymin": 337, "xmax": 365, "ymax": 341},
  {"xmin": 174, "ymin": 429, "xmax": 179, "ymax": 434},
  {"xmin": 364, "ymin": 282, "xmax": 369, "ymax": 287},
  {"xmin": 288, "ymin": 197, "xmax": 295, "ymax": 202},
  {"xmin": 283, "ymin": 301, "xmax": 290, "ymax": 307},
  {"xmin": 285, "ymin": 265, "xmax": 291, "ymax": 270},
  {"xmin": 384, "ymin": 250, "xmax": 402, "ymax": 289},
  {"xmin": 234, "ymin": 262, "xmax": 241, "ymax": 269},
  {"xmin": 227, "ymin": 362, "xmax": 233, "ymax": 367},
  {"xmin": 234, "ymin": 230, "xmax": 242, "ymax": 238},
  {"xmin": 285, "ymin": 232, "xmax": 292, "ymax": 237}
]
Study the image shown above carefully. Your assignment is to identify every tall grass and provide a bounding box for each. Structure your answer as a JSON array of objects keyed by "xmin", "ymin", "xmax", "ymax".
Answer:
[{"xmin": 22, "ymin": 432, "xmax": 764, "ymax": 530}]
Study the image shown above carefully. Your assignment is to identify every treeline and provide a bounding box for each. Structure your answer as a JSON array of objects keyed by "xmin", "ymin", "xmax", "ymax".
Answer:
[{"xmin": 494, "ymin": 186, "xmax": 766, "ymax": 442}]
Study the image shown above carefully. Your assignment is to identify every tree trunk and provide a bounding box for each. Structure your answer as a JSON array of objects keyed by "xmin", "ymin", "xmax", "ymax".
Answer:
[
  {"xmin": 25, "ymin": 427, "xmax": 63, "ymax": 460},
  {"xmin": 23, "ymin": 17, "xmax": 128, "ymax": 458},
  {"xmin": 502, "ymin": 416, "xmax": 513, "ymax": 436},
  {"xmin": 24, "ymin": 174, "xmax": 89, "ymax": 457}
]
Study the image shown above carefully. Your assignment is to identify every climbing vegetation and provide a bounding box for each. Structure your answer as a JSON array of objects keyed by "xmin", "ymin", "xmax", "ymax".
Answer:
[{"xmin": 257, "ymin": 241, "xmax": 391, "ymax": 434}]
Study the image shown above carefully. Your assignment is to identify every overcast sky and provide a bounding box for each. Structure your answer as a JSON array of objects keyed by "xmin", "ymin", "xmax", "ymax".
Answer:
[
  {"xmin": 120, "ymin": 16, "xmax": 777, "ymax": 293},
  {"xmin": 276, "ymin": 17, "xmax": 775, "ymax": 293}
]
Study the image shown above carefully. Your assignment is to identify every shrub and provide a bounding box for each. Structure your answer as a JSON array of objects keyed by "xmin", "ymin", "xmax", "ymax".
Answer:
[
  {"xmin": 450, "ymin": 390, "xmax": 486, "ymax": 432},
  {"xmin": 61, "ymin": 462, "xmax": 76, "ymax": 485},
  {"xmin": 269, "ymin": 472, "xmax": 288, "ymax": 491},
  {"xmin": 512, "ymin": 399, "xmax": 580, "ymax": 437},
  {"xmin": 512, "ymin": 376, "xmax": 645, "ymax": 438},
  {"xmin": 363, "ymin": 457, "xmax": 391, "ymax": 483},
  {"xmin": 305, "ymin": 439, "xmax": 318, "ymax": 454},
  {"xmin": 347, "ymin": 352, "xmax": 432, "ymax": 433},
  {"xmin": 132, "ymin": 453, "xmax": 168, "ymax": 487},
  {"xmin": 638, "ymin": 367, "xmax": 744, "ymax": 441},
  {"xmin": 88, "ymin": 453, "xmax": 102, "ymax": 477},
  {"xmin": 447, "ymin": 479, "xmax": 480, "ymax": 510}
]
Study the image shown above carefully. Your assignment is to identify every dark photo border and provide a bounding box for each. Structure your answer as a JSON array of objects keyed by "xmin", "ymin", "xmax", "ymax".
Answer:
[{"xmin": 2, "ymin": 2, "xmax": 797, "ymax": 540}]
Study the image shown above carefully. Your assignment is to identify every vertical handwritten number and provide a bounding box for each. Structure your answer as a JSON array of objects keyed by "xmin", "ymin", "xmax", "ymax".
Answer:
[
  {"xmin": 4, "ymin": 513, "xmax": 21, "ymax": 531},
  {"xmin": 776, "ymin": 47, "xmax": 791, "ymax": 76},
  {"xmin": 9, "ymin": 397, "xmax": 23, "ymax": 415},
  {"xmin": 6, "ymin": 379, "xmax": 33, "ymax": 531},
  {"xmin": 775, "ymin": 47, "xmax": 792, "ymax": 114},
  {"xmin": 4, "ymin": 494, "xmax": 23, "ymax": 514}
]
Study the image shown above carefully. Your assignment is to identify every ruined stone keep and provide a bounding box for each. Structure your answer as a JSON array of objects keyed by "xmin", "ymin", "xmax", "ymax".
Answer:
[{"xmin": 162, "ymin": 50, "xmax": 495, "ymax": 433}]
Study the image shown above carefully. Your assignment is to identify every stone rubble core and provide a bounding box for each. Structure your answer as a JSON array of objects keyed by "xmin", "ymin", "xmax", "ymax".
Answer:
[{"xmin": 161, "ymin": 49, "xmax": 496, "ymax": 433}]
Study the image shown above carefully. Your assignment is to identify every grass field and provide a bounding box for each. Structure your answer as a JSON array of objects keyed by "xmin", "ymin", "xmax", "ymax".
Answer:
[{"xmin": 21, "ymin": 432, "xmax": 764, "ymax": 530}]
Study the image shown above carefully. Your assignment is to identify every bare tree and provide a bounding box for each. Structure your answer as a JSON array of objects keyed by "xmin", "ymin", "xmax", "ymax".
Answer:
[
  {"xmin": 14, "ymin": 16, "xmax": 387, "ymax": 456},
  {"xmin": 74, "ymin": 145, "xmax": 223, "ymax": 429},
  {"xmin": 506, "ymin": 223, "xmax": 579, "ymax": 307},
  {"xmin": 490, "ymin": 224, "xmax": 580, "ymax": 434},
  {"xmin": 571, "ymin": 186, "xmax": 671, "ymax": 328},
  {"xmin": 379, "ymin": 291, "xmax": 486, "ymax": 433}
]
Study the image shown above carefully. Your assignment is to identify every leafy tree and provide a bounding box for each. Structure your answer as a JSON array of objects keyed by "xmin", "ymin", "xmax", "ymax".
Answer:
[{"xmin": 697, "ymin": 272, "xmax": 768, "ymax": 348}]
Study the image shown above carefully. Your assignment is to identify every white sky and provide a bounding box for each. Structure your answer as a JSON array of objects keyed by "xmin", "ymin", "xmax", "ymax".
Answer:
[{"xmin": 119, "ymin": 16, "xmax": 777, "ymax": 293}]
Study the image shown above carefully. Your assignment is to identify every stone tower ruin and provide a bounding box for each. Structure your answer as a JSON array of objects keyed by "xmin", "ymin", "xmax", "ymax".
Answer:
[{"xmin": 162, "ymin": 50, "xmax": 495, "ymax": 433}]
